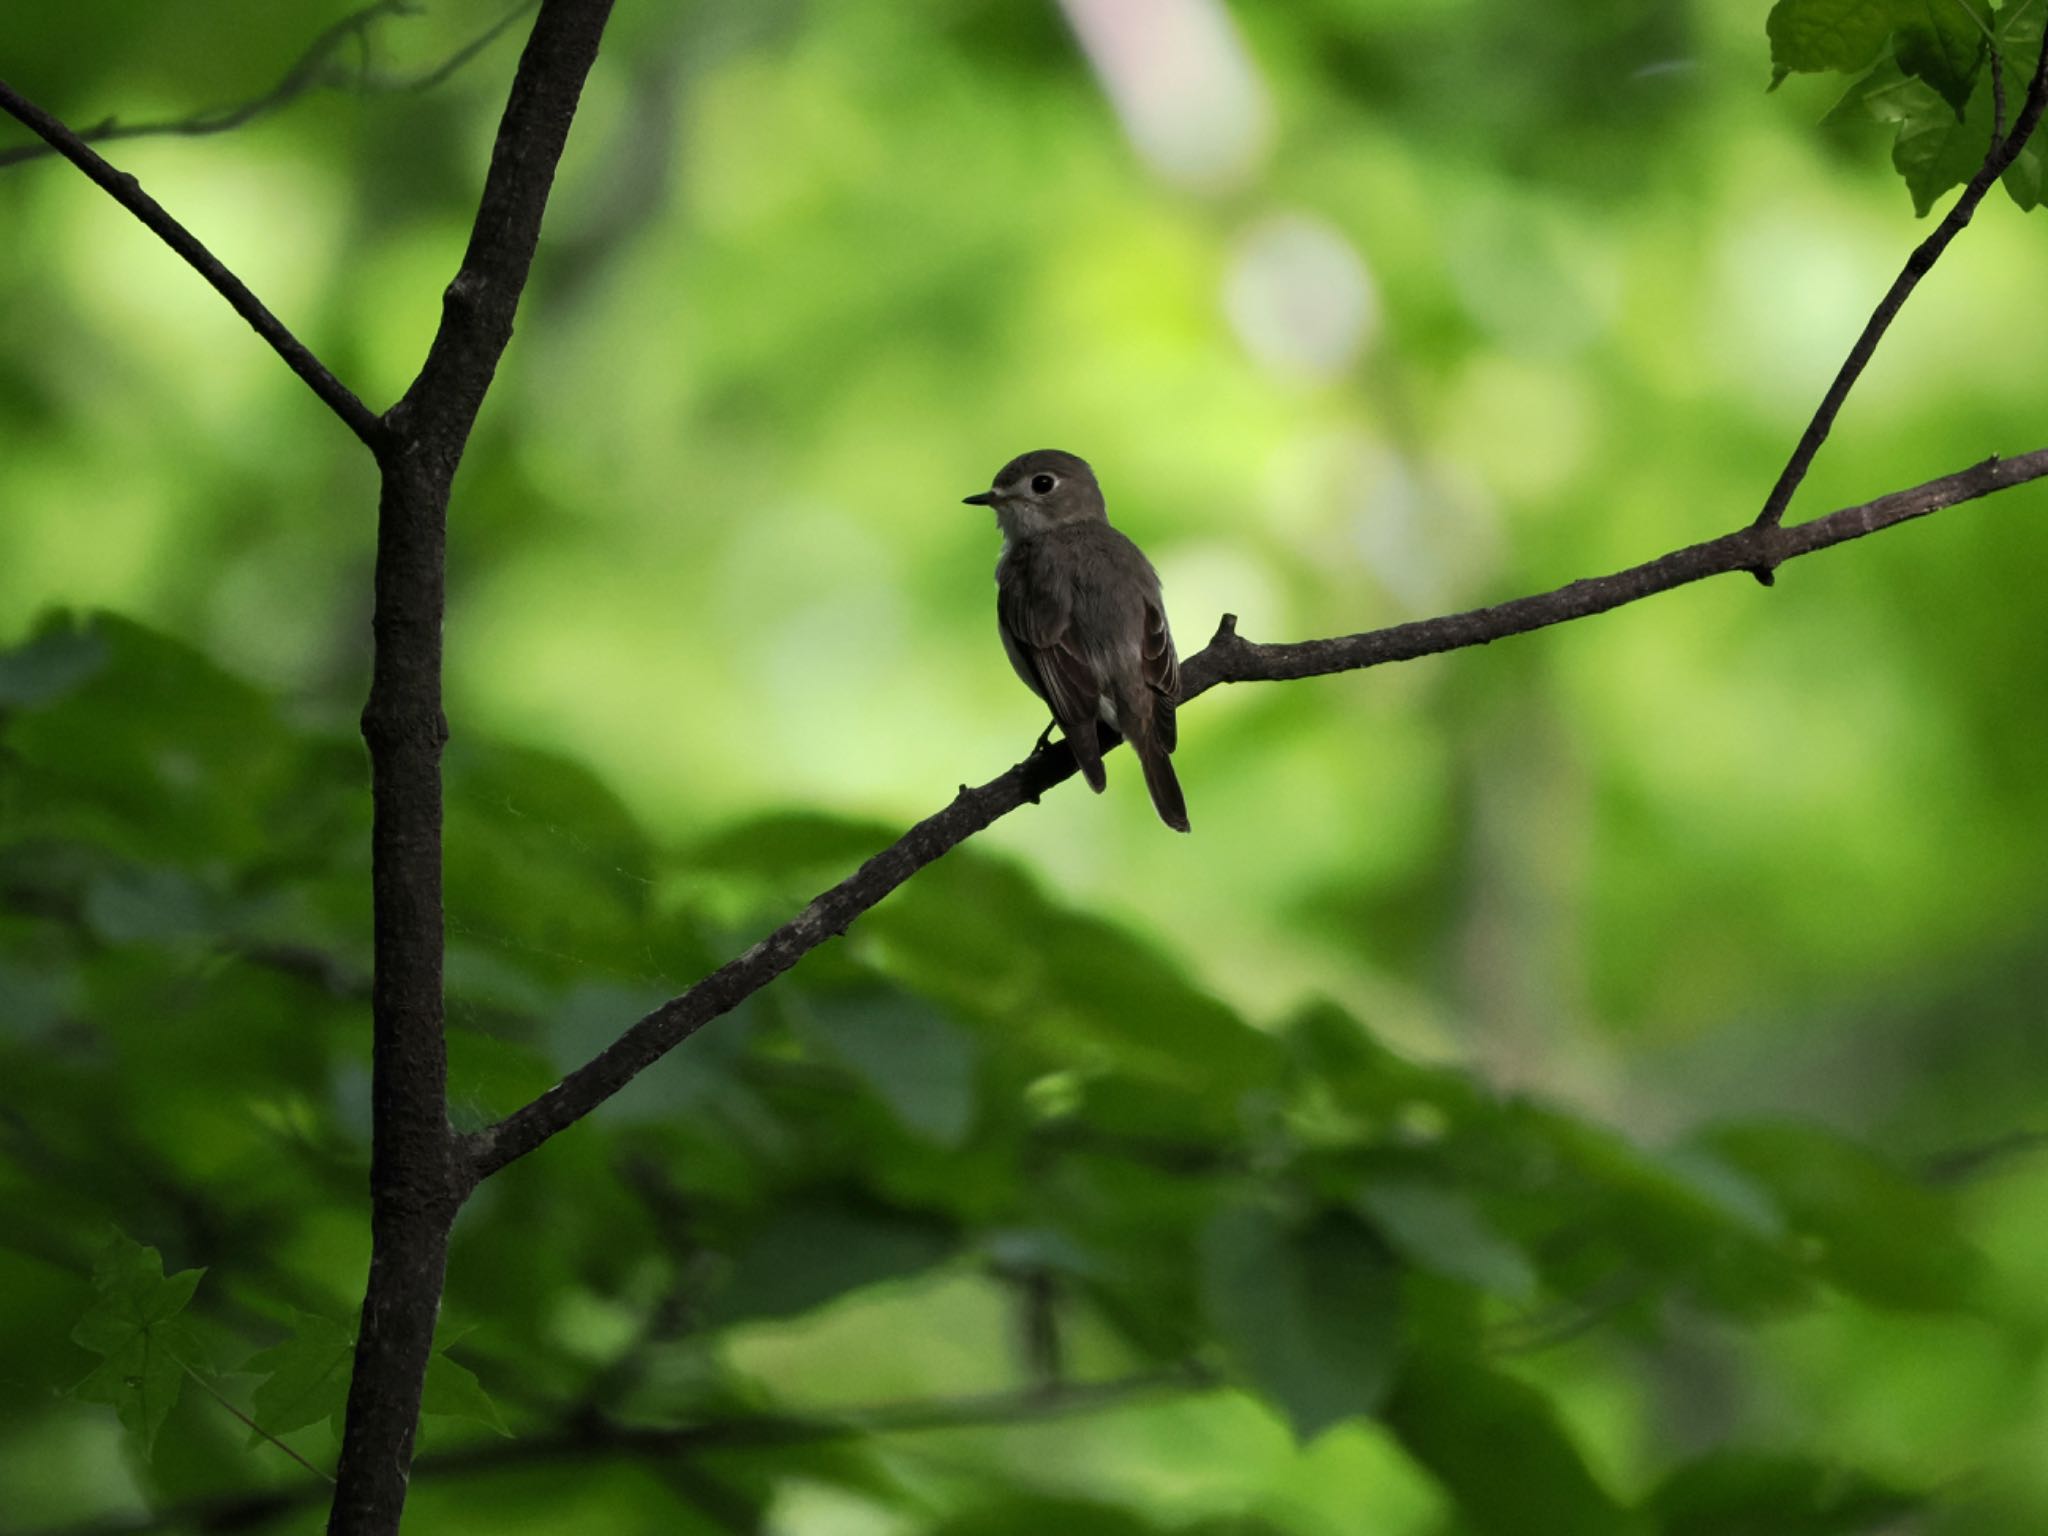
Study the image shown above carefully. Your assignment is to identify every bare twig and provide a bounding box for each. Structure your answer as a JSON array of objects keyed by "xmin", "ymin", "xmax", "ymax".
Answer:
[
  {"xmin": 0, "ymin": 77, "xmax": 385, "ymax": 448},
  {"xmin": 28, "ymin": 1370, "xmax": 1206, "ymax": 1536},
  {"xmin": 466, "ymin": 445, "xmax": 2048, "ymax": 1180},
  {"xmin": 0, "ymin": 1, "xmax": 538, "ymax": 171},
  {"xmin": 0, "ymin": 3, "xmax": 409, "ymax": 171},
  {"xmin": 405, "ymin": 0, "xmax": 543, "ymax": 93},
  {"xmin": 178, "ymin": 1361, "xmax": 336, "ymax": 1484},
  {"xmin": 1751, "ymin": 11, "xmax": 2048, "ymax": 544}
]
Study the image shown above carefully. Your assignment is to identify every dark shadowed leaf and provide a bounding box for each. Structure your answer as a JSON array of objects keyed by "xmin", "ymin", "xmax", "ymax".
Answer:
[
  {"xmin": 423, "ymin": 1351, "xmax": 510, "ymax": 1435},
  {"xmin": 1357, "ymin": 1180, "xmax": 1538, "ymax": 1301},
  {"xmin": 1822, "ymin": 1, "xmax": 2048, "ymax": 214},
  {"xmin": 0, "ymin": 615, "xmax": 108, "ymax": 708},
  {"xmin": 931, "ymin": 1496, "xmax": 1163, "ymax": 1536},
  {"xmin": 1386, "ymin": 1349, "xmax": 1641, "ymax": 1536},
  {"xmin": 82, "ymin": 865, "xmax": 221, "ymax": 947},
  {"xmin": 1200, "ymin": 1201, "xmax": 1402, "ymax": 1439},
  {"xmin": 1699, "ymin": 1121, "xmax": 1982, "ymax": 1309},
  {"xmin": 1770, "ymin": 0, "xmax": 1980, "ymax": 108},
  {"xmin": 703, "ymin": 1199, "xmax": 957, "ymax": 1328},
  {"xmin": 246, "ymin": 1311, "xmax": 356, "ymax": 1440},
  {"xmin": 70, "ymin": 1233, "xmax": 207, "ymax": 1457},
  {"xmin": 1650, "ymin": 1449, "xmax": 1921, "ymax": 1535},
  {"xmin": 690, "ymin": 811, "xmax": 904, "ymax": 881},
  {"xmin": 801, "ymin": 989, "xmax": 980, "ymax": 1146},
  {"xmin": 1768, "ymin": 0, "xmax": 1903, "ymax": 80}
]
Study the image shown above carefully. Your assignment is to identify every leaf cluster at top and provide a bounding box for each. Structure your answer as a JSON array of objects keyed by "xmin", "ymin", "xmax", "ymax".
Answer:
[{"xmin": 1771, "ymin": 0, "xmax": 2048, "ymax": 212}]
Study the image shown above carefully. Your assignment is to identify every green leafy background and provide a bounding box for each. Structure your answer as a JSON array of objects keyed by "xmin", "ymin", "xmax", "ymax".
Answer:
[{"xmin": 4, "ymin": 2, "xmax": 2048, "ymax": 1533}]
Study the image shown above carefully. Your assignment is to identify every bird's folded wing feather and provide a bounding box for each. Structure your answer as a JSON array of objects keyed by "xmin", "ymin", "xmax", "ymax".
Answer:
[
  {"xmin": 999, "ymin": 558, "xmax": 1099, "ymax": 731},
  {"xmin": 1141, "ymin": 595, "xmax": 1179, "ymax": 750}
]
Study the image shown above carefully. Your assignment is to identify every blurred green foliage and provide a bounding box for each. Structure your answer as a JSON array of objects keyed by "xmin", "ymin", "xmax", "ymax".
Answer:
[{"xmin": 4, "ymin": 1, "xmax": 2048, "ymax": 1533}]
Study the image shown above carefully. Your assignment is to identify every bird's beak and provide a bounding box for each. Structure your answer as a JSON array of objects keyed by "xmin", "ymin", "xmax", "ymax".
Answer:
[{"xmin": 961, "ymin": 490, "xmax": 997, "ymax": 506}]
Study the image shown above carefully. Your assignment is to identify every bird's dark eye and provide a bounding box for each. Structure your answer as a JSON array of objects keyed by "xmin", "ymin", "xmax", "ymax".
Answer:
[{"xmin": 1030, "ymin": 473, "xmax": 1056, "ymax": 494}]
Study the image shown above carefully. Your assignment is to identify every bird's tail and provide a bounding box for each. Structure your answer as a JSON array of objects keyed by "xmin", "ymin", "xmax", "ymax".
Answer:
[{"xmin": 1131, "ymin": 724, "xmax": 1189, "ymax": 833}]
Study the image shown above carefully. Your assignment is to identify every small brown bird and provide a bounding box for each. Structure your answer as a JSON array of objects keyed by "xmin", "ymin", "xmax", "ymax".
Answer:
[{"xmin": 963, "ymin": 449, "xmax": 1188, "ymax": 832}]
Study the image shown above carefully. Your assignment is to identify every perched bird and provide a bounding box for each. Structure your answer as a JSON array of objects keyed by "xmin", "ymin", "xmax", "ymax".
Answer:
[{"xmin": 963, "ymin": 449, "xmax": 1188, "ymax": 832}]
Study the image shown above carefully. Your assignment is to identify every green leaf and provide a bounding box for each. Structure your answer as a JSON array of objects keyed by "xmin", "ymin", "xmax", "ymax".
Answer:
[
  {"xmin": 932, "ymin": 1497, "xmax": 1165, "ymax": 1536},
  {"xmin": 0, "ymin": 614, "xmax": 108, "ymax": 708},
  {"xmin": 1199, "ymin": 1202, "xmax": 1402, "ymax": 1440},
  {"xmin": 1770, "ymin": 0, "xmax": 1984, "ymax": 109},
  {"xmin": 69, "ymin": 1232, "xmax": 206, "ymax": 1457},
  {"xmin": 1356, "ymin": 1181, "xmax": 1538, "ymax": 1302},
  {"xmin": 422, "ymin": 1351, "xmax": 510, "ymax": 1435},
  {"xmin": 703, "ymin": 1199, "xmax": 957, "ymax": 1327},
  {"xmin": 1995, "ymin": 0, "xmax": 2048, "ymax": 207},
  {"xmin": 1650, "ymin": 1449, "xmax": 1921, "ymax": 1535},
  {"xmin": 690, "ymin": 810, "xmax": 903, "ymax": 881},
  {"xmin": 1, "ymin": 613, "xmax": 345, "ymax": 868},
  {"xmin": 82, "ymin": 865, "xmax": 221, "ymax": 947},
  {"xmin": 1823, "ymin": 59, "xmax": 1978, "ymax": 211},
  {"xmin": 1769, "ymin": 0, "xmax": 1908, "ymax": 78},
  {"xmin": 1895, "ymin": 0, "xmax": 1990, "ymax": 114},
  {"xmin": 1386, "ymin": 1350, "xmax": 1641, "ymax": 1536},
  {"xmin": 248, "ymin": 1313, "xmax": 508, "ymax": 1441},
  {"xmin": 246, "ymin": 1310, "xmax": 356, "ymax": 1440},
  {"xmin": 802, "ymin": 989, "xmax": 980, "ymax": 1146},
  {"xmin": 1699, "ymin": 1121, "xmax": 1983, "ymax": 1310},
  {"xmin": 1819, "ymin": 0, "xmax": 2047, "ymax": 212},
  {"xmin": 1894, "ymin": 73, "xmax": 2001, "ymax": 211},
  {"xmin": 2001, "ymin": 132, "xmax": 2046, "ymax": 206}
]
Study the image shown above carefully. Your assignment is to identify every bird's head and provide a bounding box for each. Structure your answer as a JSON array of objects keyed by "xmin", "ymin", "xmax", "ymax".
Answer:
[{"xmin": 963, "ymin": 449, "xmax": 1106, "ymax": 538}]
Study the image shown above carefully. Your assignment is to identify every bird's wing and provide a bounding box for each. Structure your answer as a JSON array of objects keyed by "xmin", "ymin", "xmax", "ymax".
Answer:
[
  {"xmin": 1140, "ymin": 593, "xmax": 1180, "ymax": 752},
  {"xmin": 998, "ymin": 546, "xmax": 1106, "ymax": 787},
  {"xmin": 999, "ymin": 555, "xmax": 1099, "ymax": 726}
]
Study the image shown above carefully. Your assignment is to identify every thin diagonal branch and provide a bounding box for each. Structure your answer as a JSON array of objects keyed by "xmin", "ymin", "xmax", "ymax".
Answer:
[
  {"xmin": 467, "ymin": 444, "xmax": 2048, "ymax": 1180},
  {"xmin": 0, "ymin": 1, "xmax": 538, "ymax": 171},
  {"xmin": 28, "ymin": 1370, "xmax": 1207, "ymax": 1536},
  {"xmin": 1751, "ymin": 11, "xmax": 2048, "ymax": 539},
  {"xmin": 177, "ymin": 1360, "xmax": 336, "ymax": 1485},
  {"xmin": 406, "ymin": 0, "xmax": 543, "ymax": 93},
  {"xmin": 391, "ymin": 0, "xmax": 609, "ymax": 451},
  {"xmin": 0, "ymin": 77, "xmax": 384, "ymax": 448}
]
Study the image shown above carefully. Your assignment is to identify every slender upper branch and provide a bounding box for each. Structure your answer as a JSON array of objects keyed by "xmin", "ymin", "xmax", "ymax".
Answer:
[
  {"xmin": 1751, "ymin": 10, "xmax": 2048, "ymax": 535},
  {"xmin": 465, "ymin": 445, "xmax": 2048, "ymax": 1180},
  {"xmin": 0, "ymin": 75, "xmax": 385, "ymax": 448},
  {"xmin": 391, "ymin": 0, "xmax": 614, "ymax": 460},
  {"xmin": 0, "ymin": 1, "xmax": 408, "ymax": 171},
  {"xmin": 0, "ymin": 76, "xmax": 385, "ymax": 448},
  {"xmin": 0, "ymin": 2, "xmax": 538, "ymax": 172}
]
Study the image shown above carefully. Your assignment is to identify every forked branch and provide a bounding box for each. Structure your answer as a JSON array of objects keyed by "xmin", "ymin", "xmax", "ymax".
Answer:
[
  {"xmin": 0, "ymin": 76, "xmax": 384, "ymax": 447},
  {"xmin": 1751, "ymin": 8, "xmax": 2048, "ymax": 539}
]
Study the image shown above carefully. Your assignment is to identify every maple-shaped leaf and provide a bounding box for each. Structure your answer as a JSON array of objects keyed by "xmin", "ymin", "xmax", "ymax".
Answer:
[
  {"xmin": 246, "ymin": 1310, "xmax": 356, "ymax": 1441},
  {"xmin": 423, "ymin": 1348, "xmax": 510, "ymax": 1436},
  {"xmin": 70, "ymin": 1232, "xmax": 207, "ymax": 1457},
  {"xmin": 244, "ymin": 1312, "xmax": 509, "ymax": 1444}
]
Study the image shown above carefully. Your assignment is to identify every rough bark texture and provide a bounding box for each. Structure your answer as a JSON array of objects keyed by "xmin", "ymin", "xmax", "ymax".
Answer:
[{"xmin": 327, "ymin": 4, "xmax": 617, "ymax": 1533}]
